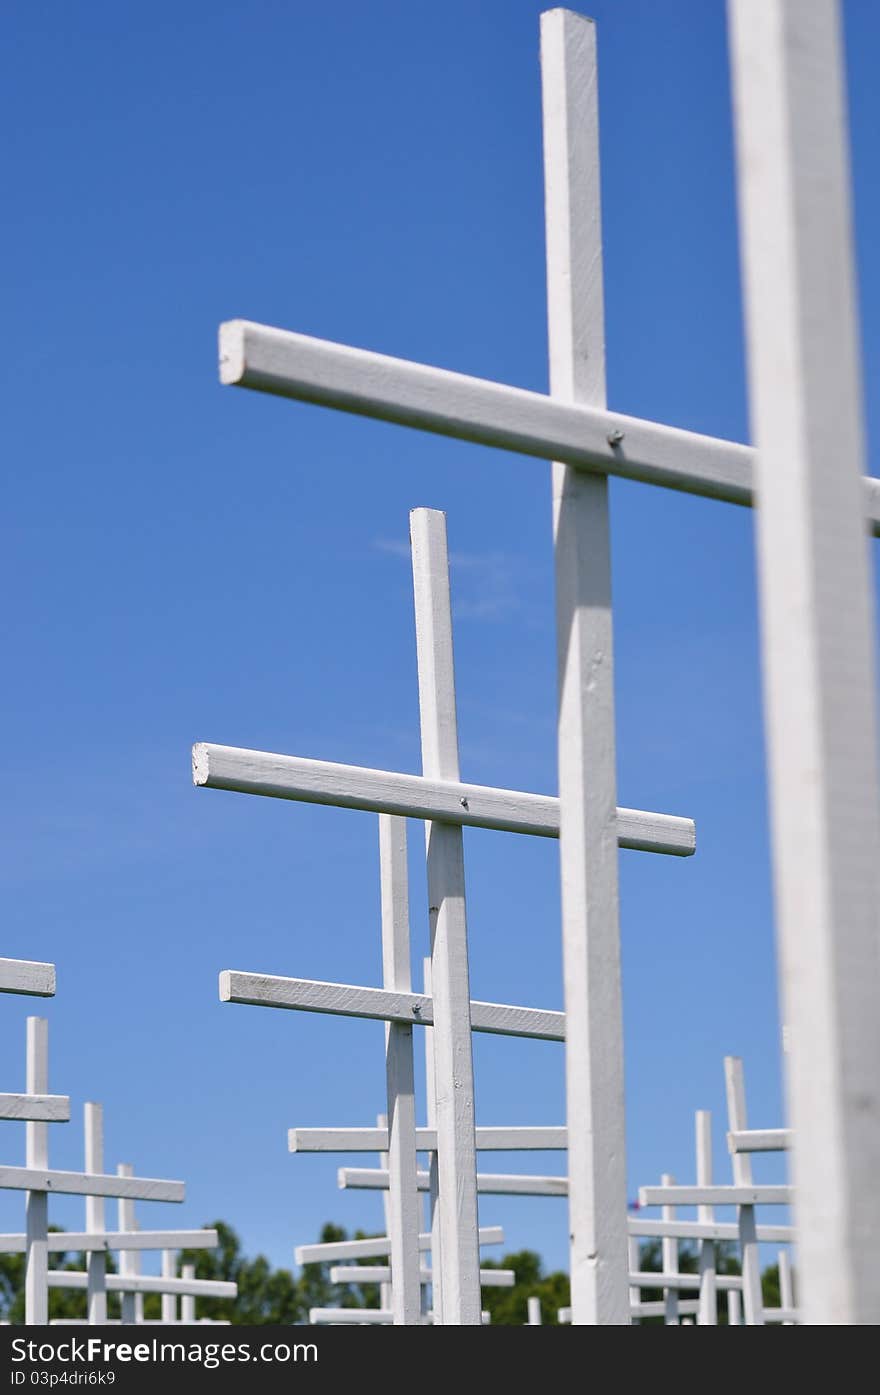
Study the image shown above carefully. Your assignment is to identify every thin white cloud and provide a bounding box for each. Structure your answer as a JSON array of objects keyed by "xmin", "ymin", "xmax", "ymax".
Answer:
[{"xmin": 372, "ymin": 537, "xmax": 524, "ymax": 623}]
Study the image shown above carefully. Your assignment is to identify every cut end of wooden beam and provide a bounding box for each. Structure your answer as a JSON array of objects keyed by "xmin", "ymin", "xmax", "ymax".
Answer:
[
  {"xmin": 0, "ymin": 958, "xmax": 56, "ymax": 998},
  {"xmin": 192, "ymin": 743, "xmax": 211, "ymax": 787},
  {"xmin": 218, "ymin": 971, "xmax": 232, "ymax": 1003},
  {"xmin": 218, "ymin": 321, "xmax": 247, "ymax": 386}
]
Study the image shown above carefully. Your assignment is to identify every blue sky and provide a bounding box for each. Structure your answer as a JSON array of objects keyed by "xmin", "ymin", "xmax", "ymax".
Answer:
[{"xmin": 1, "ymin": 0, "xmax": 878, "ymax": 1280}]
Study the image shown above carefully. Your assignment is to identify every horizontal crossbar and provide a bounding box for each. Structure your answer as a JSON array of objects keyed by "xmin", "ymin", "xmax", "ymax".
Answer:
[
  {"xmin": 629, "ymin": 1271, "xmax": 743, "ymax": 1291},
  {"xmin": 194, "ymin": 745, "xmax": 695, "ymax": 856},
  {"xmin": 0, "ymin": 1093, "xmax": 70, "ymax": 1123},
  {"xmin": 329, "ymin": 1265, "xmax": 515, "ymax": 1288},
  {"xmin": 339, "ymin": 1167, "xmax": 568, "ymax": 1197},
  {"xmin": 289, "ymin": 1126, "xmax": 566, "ymax": 1152},
  {"xmin": 0, "ymin": 958, "xmax": 55, "ymax": 998},
  {"xmin": 47, "ymin": 1272, "xmax": 236, "ymax": 1299},
  {"xmin": 0, "ymin": 1230, "xmax": 220, "ymax": 1254},
  {"xmin": 631, "ymin": 1300, "xmax": 699, "ymax": 1318},
  {"xmin": 628, "ymin": 1217, "xmax": 794, "ymax": 1243},
  {"xmin": 222, "ymin": 971, "xmax": 564, "ymax": 1042},
  {"xmin": 727, "ymin": 1128, "xmax": 792, "ymax": 1153},
  {"xmin": 0, "ymin": 1167, "xmax": 184, "ymax": 1203},
  {"xmin": 295, "ymin": 1226, "xmax": 504, "ymax": 1266},
  {"xmin": 218, "ymin": 320, "xmax": 880, "ymax": 533},
  {"xmin": 638, "ymin": 1184, "xmax": 792, "ymax": 1208}
]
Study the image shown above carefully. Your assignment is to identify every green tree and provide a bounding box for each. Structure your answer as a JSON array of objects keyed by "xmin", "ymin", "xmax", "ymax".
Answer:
[{"xmin": 480, "ymin": 1249, "xmax": 570, "ymax": 1325}]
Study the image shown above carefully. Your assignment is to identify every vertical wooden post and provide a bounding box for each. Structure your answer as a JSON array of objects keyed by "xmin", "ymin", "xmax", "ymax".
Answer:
[
  {"xmin": 181, "ymin": 1264, "xmax": 195, "ymax": 1323},
  {"xmin": 527, "ymin": 1296, "xmax": 542, "ymax": 1325},
  {"xmin": 627, "ymin": 1235, "xmax": 640, "ymax": 1321},
  {"xmin": 696, "ymin": 1110, "xmax": 717, "ymax": 1325},
  {"xmin": 379, "ymin": 815, "xmax": 422, "ymax": 1324},
  {"xmin": 728, "ymin": 1289, "xmax": 742, "ymax": 1326},
  {"xmin": 161, "ymin": 1250, "xmax": 177, "ymax": 1323},
  {"xmin": 410, "ymin": 507, "xmax": 481, "ymax": 1325},
  {"xmin": 422, "ymin": 956, "xmax": 442, "ymax": 1323},
  {"xmin": 724, "ymin": 1058, "xmax": 763, "ymax": 1325},
  {"xmin": 25, "ymin": 1017, "xmax": 49, "ymax": 1325},
  {"xmin": 661, "ymin": 1173, "xmax": 679, "ymax": 1325},
  {"xmin": 117, "ymin": 1164, "xmax": 138, "ymax": 1325},
  {"xmin": 729, "ymin": 0, "xmax": 880, "ymax": 1324},
  {"xmin": 540, "ymin": 7, "xmax": 628, "ymax": 1325},
  {"xmin": 85, "ymin": 1102, "xmax": 107, "ymax": 1324},
  {"xmin": 778, "ymin": 1248, "xmax": 794, "ymax": 1323}
]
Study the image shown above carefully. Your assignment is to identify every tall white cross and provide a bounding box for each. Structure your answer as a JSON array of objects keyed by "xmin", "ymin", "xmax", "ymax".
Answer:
[
  {"xmin": 210, "ymin": 2, "xmax": 879, "ymax": 1322},
  {"xmin": 199, "ymin": 505, "xmax": 691, "ymax": 1324}
]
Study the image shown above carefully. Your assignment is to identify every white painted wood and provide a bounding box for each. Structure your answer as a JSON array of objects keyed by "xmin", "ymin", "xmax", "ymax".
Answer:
[
  {"xmin": 629, "ymin": 1217, "xmax": 794, "ymax": 1244},
  {"xmin": 180, "ymin": 1265, "xmax": 196, "ymax": 1323},
  {"xmin": 25, "ymin": 1017, "xmax": 49, "ymax": 1325},
  {"xmin": 729, "ymin": 0, "xmax": 880, "ymax": 1326},
  {"xmin": 728, "ymin": 1290, "xmax": 742, "ymax": 1327},
  {"xmin": 661, "ymin": 1173, "xmax": 679, "ymax": 1325},
  {"xmin": 629, "ymin": 1272, "xmax": 743, "ymax": 1292},
  {"xmin": 558, "ymin": 1306, "xmax": 572, "ymax": 1324},
  {"xmin": 412, "ymin": 506, "xmax": 480, "ymax": 1327},
  {"xmin": 294, "ymin": 1226, "xmax": 503, "ymax": 1265},
  {"xmin": 328, "ymin": 1265, "xmax": 515, "ymax": 1288},
  {"xmin": 541, "ymin": 8, "xmax": 628, "ymax": 1328},
  {"xmin": 216, "ymin": 320, "xmax": 880, "ymax": 534},
  {"xmin": 47, "ymin": 1271, "xmax": 237, "ymax": 1300},
  {"xmin": 724, "ymin": 1058, "xmax": 764, "ymax": 1326},
  {"xmin": 339, "ymin": 1167, "xmax": 568, "ymax": 1197},
  {"xmin": 161, "ymin": 1251, "xmax": 177, "ymax": 1324},
  {"xmin": 527, "ymin": 1296, "xmax": 542, "ymax": 1326},
  {"xmin": 638, "ymin": 1185, "xmax": 791, "ymax": 1207},
  {"xmin": 421, "ymin": 957, "xmax": 442, "ymax": 1325},
  {"xmin": 378, "ymin": 815, "xmax": 421, "ymax": 1326},
  {"xmin": 728, "ymin": 1129, "xmax": 792, "ymax": 1154},
  {"xmin": 0, "ymin": 1230, "xmax": 219, "ymax": 1254},
  {"xmin": 0, "ymin": 1094, "xmax": 69, "ymax": 1122},
  {"xmin": 309, "ymin": 1308, "xmax": 396, "ymax": 1325},
  {"xmin": 0, "ymin": 1166, "xmax": 185, "ymax": 1201},
  {"xmin": 764, "ymin": 1306, "xmax": 798, "ymax": 1324},
  {"xmin": 289, "ymin": 1126, "xmax": 567, "ymax": 1152},
  {"xmin": 117, "ymin": 1165, "xmax": 137, "ymax": 1325},
  {"xmin": 0, "ymin": 959, "xmax": 55, "ymax": 997},
  {"xmin": 778, "ymin": 1248, "xmax": 795, "ymax": 1325},
  {"xmin": 84, "ymin": 1104, "xmax": 106, "ymax": 1325},
  {"xmin": 193, "ymin": 745, "xmax": 694, "ymax": 855},
  {"xmin": 696, "ymin": 1110, "xmax": 717, "ymax": 1326},
  {"xmin": 630, "ymin": 1299, "xmax": 699, "ymax": 1319},
  {"xmin": 223, "ymin": 971, "xmax": 565, "ymax": 1042},
  {"xmin": 627, "ymin": 1236, "xmax": 640, "ymax": 1318}
]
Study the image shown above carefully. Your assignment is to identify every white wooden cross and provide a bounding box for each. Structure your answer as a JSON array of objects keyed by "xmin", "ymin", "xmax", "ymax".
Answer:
[
  {"xmin": 212, "ymin": 0, "xmax": 880, "ymax": 1322},
  {"xmin": 0, "ymin": 1019, "xmax": 185, "ymax": 1324},
  {"xmin": 200, "ymin": 505, "xmax": 691, "ymax": 1325}
]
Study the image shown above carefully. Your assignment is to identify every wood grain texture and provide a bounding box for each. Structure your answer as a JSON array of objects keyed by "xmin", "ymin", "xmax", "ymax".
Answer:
[
  {"xmin": 0, "ymin": 1230, "xmax": 220, "ymax": 1254},
  {"xmin": 0, "ymin": 1167, "xmax": 184, "ymax": 1202},
  {"xmin": 84, "ymin": 1103, "xmax": 106, "ymax": 1325},
  {"xmin": 724, "ymin": 1057, "xmax": 764, "ymax": 1325},
  {"xmin": 294, "ymin": 1225, "xmax": 503, "ymax": 1266},
  {"xmin": 542, "ymin": 8, "xmax": 628, "ymax": 1326},
  {"xmin": 0, "ymin": 1094, "xmax": 69, "ymax": 1122},
  {"xmin": 339, "ymin": 1167, "xmax": 568, "ymax": 1197},
  {"xmin": 47, "ymin": 1271, "xmax": 237, "ymax": 1299},
  {"xmin": 217, "ymin": 320, "xmax": 880, "ymax": 534},
  {"xmin": 288, "ymin": 1126, "xmax": 567, "ymax": 1152},
  {"xmin": 378, "ymin": 814, "xmax": 421, "ymax": 1326},
  {"xmin": 729, "ymin": 0, "xmax": 880, "ymax": 1324},
  {"xmin": 696, "ymin": 1111, "xmax": 717, "ymax": 1326},
  {"xmin": 222, "ymin": 970, "xmax": 565, "ymax": 1041},
  {"xmin": 410, "ymin": 507, "xmax": 481, "ymax": 1326},
  {"xmin": 638, "ymin": 1185, "xmax": 791, "ymax": 1207},
  {"xmin": 328, "ymin": 1265, "xmax": 515, "ymax": 1287},
  {"xmin": 192, "ymin": 744, "xmax": 694, "ymax": 855},
  {"xmin": 25, "ymin": 1017, "xmax": 49, "ymax": 1324},
  {"xmin": 0, "ymin": 959, "xmax": 55, "ymax": 997},
  {"xmin": 628, "ymin": 1217, "xmax": 793, "ymax": 1243}
]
